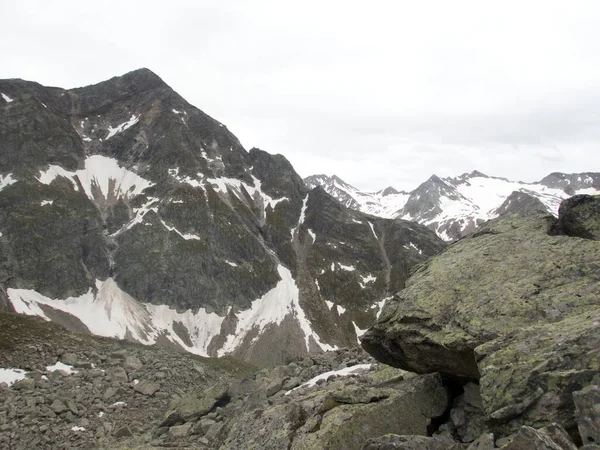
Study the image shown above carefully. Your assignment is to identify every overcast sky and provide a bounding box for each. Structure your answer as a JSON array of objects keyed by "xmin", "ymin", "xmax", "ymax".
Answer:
[{"xmin": 3, "ymin": 1, "xmax": 600, "ymax": 191}]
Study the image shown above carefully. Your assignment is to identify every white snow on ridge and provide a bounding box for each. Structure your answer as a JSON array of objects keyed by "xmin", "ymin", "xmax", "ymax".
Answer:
[
  {"xmin": 41, "ymin": 200, "xmax": 53, "ymax": 206},
  {"xmin": 0, "ymin": 368, "xmax": 26, "ymax": 386},
  {"xmin": 339, "ymin": 263, "xmax": 355, "ymax": 272},
  {"xmin": 38, "ymin": 155, "xmax": 154, "ymax": 204},
  {"xmin": 1, "ymin": 93, "xmax": 14, "ymax": 103},
  {"xmin": 106, "ymin": 114, "xmax": 140, "ymax": 140},
  {"xmin": 0, "ymin": 173, "xmax": 17, "ymax": 191}
]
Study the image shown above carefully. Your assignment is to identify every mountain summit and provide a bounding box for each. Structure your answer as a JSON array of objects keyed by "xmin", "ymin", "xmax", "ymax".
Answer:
[{"xmin": 0, "ymin": 70, "xmax": 444, "ymax": 365}]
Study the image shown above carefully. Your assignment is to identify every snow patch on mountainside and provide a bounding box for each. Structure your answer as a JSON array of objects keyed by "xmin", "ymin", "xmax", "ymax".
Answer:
[
  {"xmin": 106, "ymin": 114, "xmax": 140, "ymax": 140},
  {"xmin": 218, "ymin": 265, "xmax": 335, "ymax": 355},
  {"xmin": 1, "ymin": 93, "xmax": 14, "ymax": 103},
  {"xmin": 291, "ymin": 195, "xmax": 309, "ymax": 239},
  {"xmin": 37, "ymin": 155, "xmax": 154, "ymax": 204},
  {"xmin": 8, "ymin": 266, "xmax": 333, "ymax": 358},
  {"xmin": 0, "ymin": 173, "xmax": 17, "ymax": 191}
]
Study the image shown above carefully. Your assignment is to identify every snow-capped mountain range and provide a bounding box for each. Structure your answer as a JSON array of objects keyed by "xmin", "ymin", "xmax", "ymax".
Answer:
[
  {"xmin": 305, "ymin": 171, "xmax": 600, "ymax": 241},
  {"xmin": 0, "ymin": 69, "xmax": 445, "ymax": 366}
]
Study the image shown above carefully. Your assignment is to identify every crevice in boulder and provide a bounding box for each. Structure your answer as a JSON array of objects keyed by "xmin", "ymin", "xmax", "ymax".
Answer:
[{"xmin": 427, "ymin": 380, "xmax": 465, "ymax": 437}]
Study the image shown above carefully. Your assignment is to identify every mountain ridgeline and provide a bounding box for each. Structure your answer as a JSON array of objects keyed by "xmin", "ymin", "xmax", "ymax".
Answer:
[
  {"xmin": 0, "ymin": 69, "xmax": 445, "ymax": 366},
  {"xmin": 305, "ymin": 171, "xmax": 600, "ymax": 241}
]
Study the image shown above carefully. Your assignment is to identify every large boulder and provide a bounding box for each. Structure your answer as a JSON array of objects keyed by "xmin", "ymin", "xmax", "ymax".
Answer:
[
  {"xmin": 219, "ymin": 372, "xmax": 448, "ymax": 450},
  {"xmin": 555, "ymin": 194, "xmax": 600, "ymax": 240},
  {"xmin": 362, "ymin": 197, "xmax": 600, "ymax": 436}
]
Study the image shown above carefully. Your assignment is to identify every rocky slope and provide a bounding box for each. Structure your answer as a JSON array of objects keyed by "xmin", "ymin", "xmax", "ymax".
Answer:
[
  {"xmin": 362, "ymin": 194, "xmax": 600, "ymax": 443},
  {"xmin": 305, "ymin": 171, "xmax": 600, "ymax": 241},
  {"xmin": 2, "ymin": 198, "xmax": 599, "ymax": 450},
  {"xmin": 0, "ymin": 69, "xmax": 445, "ymax": 366}
]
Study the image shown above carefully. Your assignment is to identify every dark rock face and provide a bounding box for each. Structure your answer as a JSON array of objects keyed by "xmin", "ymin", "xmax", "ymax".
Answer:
[
  {"xmin": 493, "ymin": 191, "xmax": 548, "ymax": 217},
  {"xmin": 554, "ymin": 195, "xmax": 600, "ymax": 240},
  {"xmin": 0, "ymin": 69, "xmax": 445, "ymax": 365},
  {"xmin": 538, "ymin": 173, "xmax": 600, "ymax": 192},
  {"xmin": 362, "ymin": 196, "xmax": 600, "ymax": 437}
]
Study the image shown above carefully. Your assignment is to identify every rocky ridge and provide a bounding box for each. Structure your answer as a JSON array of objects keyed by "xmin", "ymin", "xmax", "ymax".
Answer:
[
  {"xmin": 0, "ymin": 70, "xmax": 445, "ymax": 366},
  {"xmin": 304, "ymin": 171, "xmax": 600, "ymax": 241}
]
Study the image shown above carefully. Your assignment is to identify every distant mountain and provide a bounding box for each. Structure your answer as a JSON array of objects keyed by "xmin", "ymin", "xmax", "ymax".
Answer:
[
  {"xmin": 0, "ymin": 69, "xmax": 445, "ymax": 366},
  {"xmin": 304, "ymin": 174, "xmax": 409, "ymax": 218},
  {"xmin": 305, "ymin": 170, "xmax": 600, "ymax": 240}
]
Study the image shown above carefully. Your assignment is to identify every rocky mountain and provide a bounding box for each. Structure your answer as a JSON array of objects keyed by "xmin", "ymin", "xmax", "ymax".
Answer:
[
  {"xmin": 304, "ymin": 174, "xmax": 410, "ymax": 218},
  {"xmin": 2, "ymin": 196, "xmax": 598, "ymax": 450},
  {"xmin": 305, "ymin": 171, "xmax": 600, "ymax": 241},
  {"xmin": 0, "ymin": 69, "xmax": 445, "ymax": 366}
]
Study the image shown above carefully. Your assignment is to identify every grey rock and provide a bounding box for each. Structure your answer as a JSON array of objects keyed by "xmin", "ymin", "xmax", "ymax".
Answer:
[
  {"xmin": 198, "ymin": 418, "xmax": 216, "ymax": 435},
  {"xmin": 282, "ymin": 376, "xmax": 301, "ymax": 391},
  {"xmin": 169, "ymin": 422, "xmax": 193, "ymax": 439},
  {"xmin": 50, "ymin": 399, "xmax": 67, "ymax": 414},
  {"xmin": 466, "ymin": 433, "xmax": 495, "ymax": 450},
  {"xmin": 573, "ymin": 385, "xmax": 600, "ymax": 446},
  {"xmin": 555, "ymin": 194, "xmax": 600, "ymax": 240},
  {"xmin": 12, "ymin": 377, "xmax": 35, "ymax": 391},
  {"xmin": 133, "ymin": 380, "xmax": 160, "ymax": 396},
  {"xmin": 113, "ymin": 425, "xmax": 133, "ymax": 438},
  {"xmin": 109, "ymin": 367, "xmax": 128, "ymax": 383},
  {"xmin": 361, "ymin": 434, "xmax": 456, "ymax": 450},
  {"xmin": 499, "ymin": 425, "xmax": 576, "ymax": 450},
  {"xmin": 124, "ymin": 355, "xmax": 143, "ymax": 372},
  {"xmin": 103, "ymin": 386, "xmax": 118, "ymax": 401}
]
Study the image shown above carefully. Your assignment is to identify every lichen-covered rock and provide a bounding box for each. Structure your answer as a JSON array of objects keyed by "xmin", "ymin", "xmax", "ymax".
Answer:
[
  {"xmin": 361, "ymin": 433, "xmax": 456, "ymax": 450},
  {"xmin": 498, "ymin": 424, "xmax": 576, "ymax": 450},
  {"xmin": 466, "ymin": 433, "xmax": 495, "ymax": 450},
  {"xmin": 555, "ymin": 194, "xmax": 600, "ymax": 240},
  {"xmin": 476, "ymin": 312, "xmax": 600, "ymax": 434},
  {"xmin": 573, "ymin": 385, "xmax": 600, "ymax": 446},
  {"xmin": 362, "ymin": 202, "xmax": 600, "ymax": 435},
  {"xmin": 162, "ymin": 380, "xmax": 230, "ymax": 425},
  {"xmin": 219, "ymin": 372, "xmax": 448, "ymax": 450}
]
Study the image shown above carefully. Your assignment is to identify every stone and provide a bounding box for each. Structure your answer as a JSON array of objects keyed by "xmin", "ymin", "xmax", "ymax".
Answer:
[
  {"xmin": 162, "ymin": 380, "xmax": 230, "ymax": 426},
  {"xmin": 466, "ymin": 433, "xmax": 495, "ymax": 450},
  {"xmin": 361, "ymin": 434, "xmax": 456, "ymax": 450},
  {"xmin": 169, "ymin": 422, "xmax": 193, "ymax": 439},
  {"xmin": 103, "ymin": 387, "xmax": 118, "ymax": 401},
  {"xmin": 282, "ymin": 377, "xmax": 301, "ymax": 391},
  {"xmin": 133, "ymin": 380, "xmax": 160, "ymax": 396},
  {"xmin": 265, "ymin": 379, "xmax": 283, "ymax": 397},
  {"xmin": 50, "ymin": 399, "xmax": 67, "ymax": 414},
  {"xmin": 499, "ymin": 425, "xmax": 576, "ymax": 450},
  {"xmin": 124, "ymin": 355, "xmax": 143, "ymax": 372},
  {"xmin": 13, "ymin": 377, "xmax": 35, "ymax": 391},
  {"xmin": 113, "ymin": 425, "xmax": 133, "ymax": 438},
  {"xmin": 555, "ymin": 194, "xmax": 600, "ymax": 240},
  {"xmin": 108, "ymin": 366, "xmax": 128, "ymax": 383},
  {"xmin": 573, "ymin": 385, "xmax": 600, "ymax": 446},
  {"xmin": 221, "ymin": 373, "xmax": 448, "ymax": 450}
]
